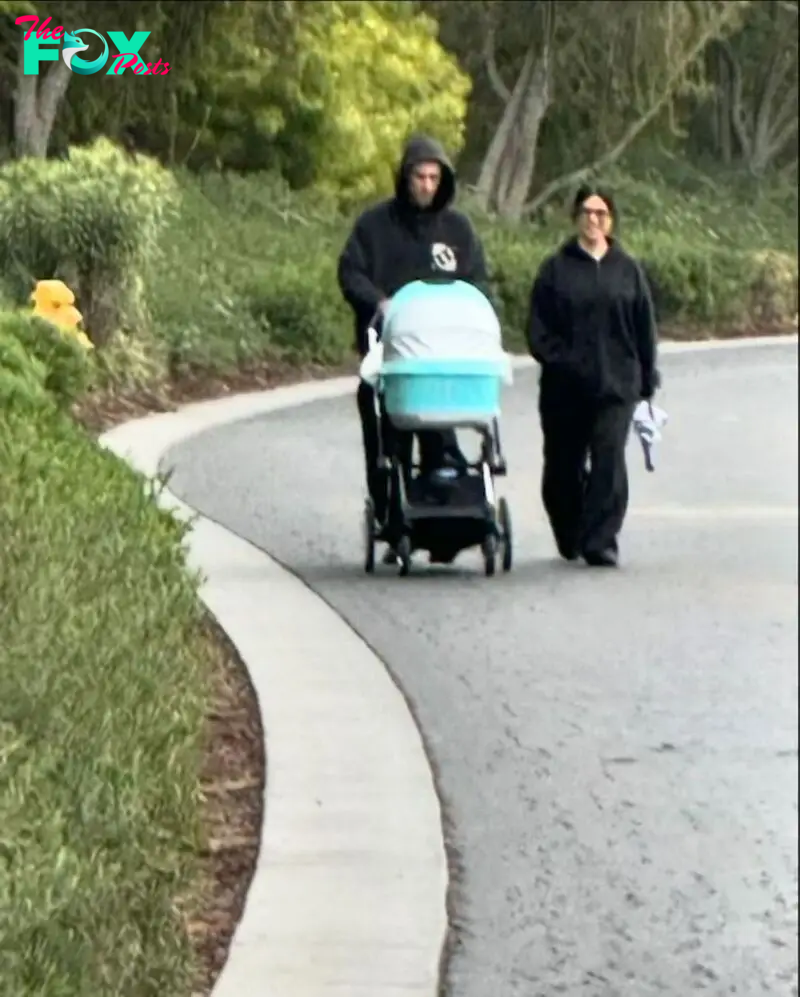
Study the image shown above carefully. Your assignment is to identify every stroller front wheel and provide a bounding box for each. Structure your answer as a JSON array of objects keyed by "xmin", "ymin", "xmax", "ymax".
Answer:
[{"xmin": 482, "ymin": 534, "xmax": 498, "ymax": 577}]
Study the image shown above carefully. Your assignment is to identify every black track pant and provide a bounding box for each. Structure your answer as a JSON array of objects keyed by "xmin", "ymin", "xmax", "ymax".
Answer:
[
  {"xmin": 356, "ymin": 380, "xmax": 462, "ymax": 521},
  {"xmin": 538, "ymin": 373, "xmax": 634, "ymax": 557}
]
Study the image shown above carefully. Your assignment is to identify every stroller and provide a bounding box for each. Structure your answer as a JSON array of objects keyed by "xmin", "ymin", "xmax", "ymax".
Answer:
[{"xmin": 360, "ymin": 277, "xmax": 514, "ymax": 577}]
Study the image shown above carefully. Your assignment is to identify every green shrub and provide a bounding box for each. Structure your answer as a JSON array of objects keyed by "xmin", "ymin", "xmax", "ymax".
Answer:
[
  {"xmin": 88, "ymin": 327, "xmax": 170, "ymax": 394},
  {"xmin": 146, "ymin": 176, "xmax": 270, "ymax": 376},
  {"xmin": 0, "ymin": 325, "xmax": 50, "ymax": 411},
  {"xmin": 142, "ymin": 168, "xmax": 797, "ymax": 380},
  {"xmin": 635, "ymin": 240, "xmax": 798, "ymax": 331},
  {"xmin": 0, "ymin": 403, "xmax": 211, "ymax": 997},
  {"xmin": 0, "ymin": 138, "xmax": 178, "ymax": 347},
  {"xmin": 0, "ymin": 311, "xmax": 93, "ymax": 409},
  {"xmin": 478, "ymin": 226, "xmax": 547, "ymax": 350},
  {"xmin": 241, "ymin": 256, "xmax": 353, "ymax": 365},
  {"xmin": 746, "ymin": 249, "xmax": 799, "ymax": 326},
  {"xmin": 2, "ymin": 158, "xmax": 795, "ymax": 389}
]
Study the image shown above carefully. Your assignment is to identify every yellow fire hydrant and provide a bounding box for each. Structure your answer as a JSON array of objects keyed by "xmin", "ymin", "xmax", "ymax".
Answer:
[{"xmin": 30, "ymin": 279, "xmax": 93, "ymax": 349}]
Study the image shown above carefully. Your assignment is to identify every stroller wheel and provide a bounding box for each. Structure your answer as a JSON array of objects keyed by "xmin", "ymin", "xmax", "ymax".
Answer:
[
  {"xmin": 363, "ymin": 500, "xmax": 376, "ymax": 574},
  {"xmin": 396, "ymin": 535, "xmax": 412, "ymax": 577},
  {"xmin": 481, "ymin": 534, "xmax": 497, "ymax": 577},
  {"xmin": 498, "ymin": 497, "xmax": 513, "ymax": 572}
]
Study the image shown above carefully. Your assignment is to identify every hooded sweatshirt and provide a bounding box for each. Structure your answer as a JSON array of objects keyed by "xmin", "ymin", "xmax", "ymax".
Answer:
[
  {"xmin": 527, "ymin": 236, "xmax": 660, "ymax": 403},
  {"xmin": 337, "ymin": 134, "xmax": 490, "ymax": 357}
]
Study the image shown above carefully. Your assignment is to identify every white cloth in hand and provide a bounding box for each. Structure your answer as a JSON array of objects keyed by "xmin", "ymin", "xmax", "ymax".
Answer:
[
  {"xmin": 633, "ymin": 400, "xmax": 668, "ymax": 471},
  {"xmin": 359, "ymin": 326, "xmax": 383, "ymax": 386}
]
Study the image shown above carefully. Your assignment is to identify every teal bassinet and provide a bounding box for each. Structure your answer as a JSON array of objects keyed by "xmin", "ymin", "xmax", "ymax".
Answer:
[{"xmin": 379, "ymin": 279, "xmax": 511, "ymax": 430}]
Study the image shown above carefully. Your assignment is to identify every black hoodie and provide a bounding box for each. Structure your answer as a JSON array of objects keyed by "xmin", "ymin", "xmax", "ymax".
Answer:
[
  {"xmin": 527, "ymin": 237, "xmax": 660, "ymax": 403},
  {"xmin": 337, "ymin": 134, "xmax": 490, "ymax": 356}
]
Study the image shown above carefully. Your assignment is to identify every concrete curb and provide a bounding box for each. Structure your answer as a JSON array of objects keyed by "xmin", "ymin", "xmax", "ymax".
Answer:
[
  {"xmin": 99, "ymin": 377, "xmax": 448, "ymax": 997},
  {"xmin": 97, "ymin": 332, "xmax": 796, "ymax": 997}
]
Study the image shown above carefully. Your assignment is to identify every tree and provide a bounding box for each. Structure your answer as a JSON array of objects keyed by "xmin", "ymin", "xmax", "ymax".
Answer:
[
  {"xmin": 707, "ymin": 0, "xmax": 798, "ymax": 175},
  {"xmin": 120, "ymin": 0, "xmax": 469, "ymax": 200},
  {"xmin": 285, "ymin": 1, "xmax": 471, "ymax": 203},
  {"xmin": 426, "ymin": 0, "xmax": 751, "ymax": 220},
  {"xmin": 2, "ymin": 0, "xmax": 226, "ymax": 159},
  {"xmin": 523, "ymin": 1, "xmax": 751, "ymax": 217},
  {"xmin": 0, "ymin": 0, "xmax": 62, "ymax": 158}
]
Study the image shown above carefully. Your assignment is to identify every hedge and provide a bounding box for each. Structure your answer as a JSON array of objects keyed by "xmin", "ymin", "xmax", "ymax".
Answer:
[
  {"xmin": 0, "ymin": 310, "xmax": 92, "ymax": 410},
  {"xmin": 0, "ymin": 142, "xmax": 796, "ymax": 386},
  {"xmin": 0, "ymin": 138, "xmax": 177, "ymax": 348},
  {"xmin": 147, "ymin": 169, "xmax": 797, "ymax": 373},
  {"xmin": 0, "ymin": 317, "xmax": 211, "ymax": 995}
]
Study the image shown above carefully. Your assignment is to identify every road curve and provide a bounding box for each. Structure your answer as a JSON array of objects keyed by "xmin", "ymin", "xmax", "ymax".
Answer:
[{"xmin": 164, "ymin": 342, "xmax": 799, "ymax": 997}]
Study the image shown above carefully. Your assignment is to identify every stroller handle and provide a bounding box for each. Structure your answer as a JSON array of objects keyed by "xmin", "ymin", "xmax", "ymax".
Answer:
[{"xmin": 366, "ymin": 305, "xmax": 386, "ymax": 352}]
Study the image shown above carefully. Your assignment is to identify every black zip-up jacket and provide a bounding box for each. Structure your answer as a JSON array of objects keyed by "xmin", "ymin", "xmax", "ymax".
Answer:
[
  {"xmin": 527, "ymin": 237, "xmax": 660, "ymax": 402},
  {"xmin": 337, "ymin": 134, "xmax": 490, "ymax": 357}
]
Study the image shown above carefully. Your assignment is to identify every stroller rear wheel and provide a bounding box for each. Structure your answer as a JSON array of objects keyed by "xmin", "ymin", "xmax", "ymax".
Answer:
[
  {"xmin": 396, "ymin": 535, "xmax": 412, "ymax": 576},
  {"xmin": 498, "ymin": 497, "xmax": 513, "ymax": 572},
  {"xmin": 363, "ymin": 499, "xmax": 376, "ymax": 574}
]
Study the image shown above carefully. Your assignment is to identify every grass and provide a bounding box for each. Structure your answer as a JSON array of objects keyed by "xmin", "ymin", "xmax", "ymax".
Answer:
[{"xmin": 0, "ymin": 400, "xmax": 213, "ymax": 996}]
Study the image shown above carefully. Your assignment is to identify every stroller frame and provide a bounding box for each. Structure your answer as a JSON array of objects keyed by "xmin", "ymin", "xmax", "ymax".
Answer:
[{"xmin": 363, "ymin": 389, "xmax": 513, "ymax": 577}]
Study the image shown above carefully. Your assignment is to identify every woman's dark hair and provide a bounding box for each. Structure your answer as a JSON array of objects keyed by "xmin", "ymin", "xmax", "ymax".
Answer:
[{"xmin": 571, "ymin": 184, "xmax": 617, "ymax": 222}]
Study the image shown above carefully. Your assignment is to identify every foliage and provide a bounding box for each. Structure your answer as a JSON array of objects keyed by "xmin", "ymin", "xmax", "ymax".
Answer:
[
  {"xmin": 634, "ymin": 242, "xmax": 797, "ymax": 331},
  {"xmin": 1, "ymin": 1, "xmax": 795, "ymax": 217},
  {"xmin": 0, "ymin": 320, "xmax": 49, "ymax": 410},
  {"xmin": 146, "ymin": 168, "xmax": 350, "ymax": 375},
  {"xmin": 138, "ymin": 163, "xmax": 797, "ymax": 382},
  {"xmin": 1, "ymin": 0, "xmax": 796, "ymax": 196},
  {"xmin": 0, "ymin": 309, "xmax": 93, "ymax": 408},
  {"xmin": 693, "ymin": 0, "xmax": 798, "ymax": 174},
  {"xmin": 0, "ymin": 137, "xmax": 178, "ymax": 344},
  {"xmin": 419, "ymin": 0, "xmax": 752, "ymax": 217},
  {"xmin": 0, "ymin": 396, "xmax": 211, "ymax": 997},
  {"xmin": 287, "ymin": 1, "xmax": 471, "ymax": 204},
  {"xmin": 112, "ymin": 0, "xmax": 470, "ymax": 207}
]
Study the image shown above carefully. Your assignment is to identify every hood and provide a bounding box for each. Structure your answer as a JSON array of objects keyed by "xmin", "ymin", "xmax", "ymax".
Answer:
[
  {"xmin": 394, "ymin": 134, "xmax": 456, "ymax": 213},
  {"xmin": 561, "ymin": 235, "xmax": 621, "ymax": 260}
]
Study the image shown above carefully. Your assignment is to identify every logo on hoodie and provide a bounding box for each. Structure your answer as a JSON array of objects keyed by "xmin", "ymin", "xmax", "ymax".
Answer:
[{"xmin": 431, "ymin": 242, "xmax": 457, "ymax": 273}]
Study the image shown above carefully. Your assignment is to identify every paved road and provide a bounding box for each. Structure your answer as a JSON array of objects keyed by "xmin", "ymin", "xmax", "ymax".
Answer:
[{"xmin": 165, "ymin": 344, "xmax": 798, "ymax": 997}]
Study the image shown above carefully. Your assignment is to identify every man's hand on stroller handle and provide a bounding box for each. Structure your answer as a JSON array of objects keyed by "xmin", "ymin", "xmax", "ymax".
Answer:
[{"xmin": 367, "ymin": 298, "xmax": 391, "ymax": 349}]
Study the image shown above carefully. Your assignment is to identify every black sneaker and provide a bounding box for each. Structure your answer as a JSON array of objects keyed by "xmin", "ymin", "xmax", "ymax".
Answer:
[
  {"xmin": 582, "ymin": 547, "xmax": 619, "ymax": 568},
  {"xmin": 556, "ymin": 541, "xmax": 579, "ymax": 562}
]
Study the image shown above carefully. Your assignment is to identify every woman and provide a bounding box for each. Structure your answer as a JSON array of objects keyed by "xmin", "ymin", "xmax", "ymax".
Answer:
[{"xmin": 526, "ymin": 185, "xmax": 660, "ymax": 567}]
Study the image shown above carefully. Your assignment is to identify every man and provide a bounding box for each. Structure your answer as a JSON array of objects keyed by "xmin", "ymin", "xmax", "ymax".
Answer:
[{"xmin": 337, "ymin": 133, "xmax": 490, "ymax": 533}]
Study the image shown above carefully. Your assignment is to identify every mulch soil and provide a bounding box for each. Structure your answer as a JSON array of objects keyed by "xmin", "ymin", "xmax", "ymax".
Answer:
[{"xmin": 72, "ymin": 359, "xmax": 358, "ymax": 434}]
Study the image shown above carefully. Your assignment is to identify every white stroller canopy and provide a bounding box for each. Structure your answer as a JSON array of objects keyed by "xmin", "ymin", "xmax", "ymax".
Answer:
[{"xmin": 382, "ymin": 279, "xmax": 503, "ymax": 362}]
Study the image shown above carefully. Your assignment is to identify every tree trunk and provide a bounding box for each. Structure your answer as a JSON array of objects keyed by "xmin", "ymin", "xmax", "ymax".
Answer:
[
  {"xmin": 14, "ymin": 44, "xmax": 72, "ymax": 159},
  {"xmin": 717, "ymin": 25, "xmax": 798, "ymax": 177},
  {"xmin": 473, "ymin": 44, "xmax": 534, "ymax": 211},
  {"xmin": 473, "ymin": 36, "xmax": 553, "ymax": 220},
  {"xmin": 523, "ymin": 11, "xmax": 739, "ymax": 217},
  {"xmin": 749, "ymin": 56, "xmax": 798, "ymax": 174},
  {"xmin": 714, "ymin": 45, "xmax": 733, "ymax": 164},
  {"xmin": 499, "ymin": 57, "xmax": 551, "ymax": 219}
]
